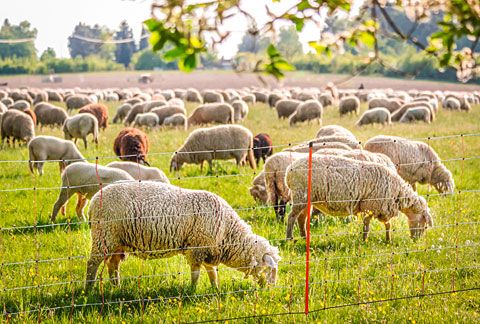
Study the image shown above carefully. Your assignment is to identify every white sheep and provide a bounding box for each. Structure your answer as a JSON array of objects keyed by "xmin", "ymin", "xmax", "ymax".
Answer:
[
  {"xmin": 355, "ymin": 108, "xmax": 391, "ymax": 126},
  {"xmin": 133, "ymin": 112, "xmax": 159, "ymax": 129},
  {"xmin": 285, "ymin": 155, "xmax": 433, "ymax": 241},
  {"xmin": 28, "ymin": 135, "xmax": 86, "ymax": 175},
  {"xmin": 106, "ymin": 161, "xmax": 170, "ymax": 183},
  {"xmin": 231, "ymin": 100, "xmax": 249, "ymax": 121},
  {"xmin": 315, "ymin": 125, "xmax": 357, "ymax": 141},
  {"xmin": 1, "ymin": 109, "xmax": 35, "ymax": 146},
  {"xmin": 163, "ymin": 113, "xmax": 187, "ymax": 130},
  {"xmin": 63, "ymin": 113, "xmax": 99, "ymax": 149},
  {"xmin": 289, "ymin": 100, "xmax": 323, "ymax": 126},
  {"xmin": 51, "ymin": 162, "xmax": 134, "ymax": 221},
  {"xmin": 339, "ymin": 96, "xmax": 360, "ymax": 116},
  {"xmin": 399, "ymin": 107, "xmax": 431, "ymax": 124},
  {"xmin": 249, "ymin": 171, "xmax": 267, "ymax": 204},
  {"xmin": 188, "ymin": 103, "xmax": 235, "ymax": 125},
  {"xmin": 85, "ymin": 181, "xmax": 280, "ymax": 291}
]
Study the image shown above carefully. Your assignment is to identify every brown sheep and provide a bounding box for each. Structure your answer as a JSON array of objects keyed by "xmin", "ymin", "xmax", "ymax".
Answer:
[
  {"xmin": 113, "ymin": 128, "xmax": 150, "ymax": 165},
  {"xmin": 78, "ymin": 103, "xmax": 109, "ymax": 130},
  {"xmin": 23, "ymin": 108, "xmax": 37, "ymax": 125}
]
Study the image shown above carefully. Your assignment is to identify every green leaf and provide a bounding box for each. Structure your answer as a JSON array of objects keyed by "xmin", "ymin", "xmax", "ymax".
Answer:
[
  {"xmin": 178, "ymin": 53, "xmax": 197, "ymax": 72},
  {"xmin": 359, "ymin": 31, "xmax": 375, "ymax": 48},
  {"xmin": 267, "ymin": 44, "xmax": 281, "ymax": 58},
  {"xmin": 164, "ymin": 47, "xmax": 186, "ymax": 61},
  {"xmin": 274, "ymin": 60, "xmax": 295, "ymax": 71}
]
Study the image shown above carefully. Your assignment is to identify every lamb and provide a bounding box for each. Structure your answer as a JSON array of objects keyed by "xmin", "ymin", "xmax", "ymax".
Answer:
[
  {"xmin": 188, "ymin": 103, "xmax": 235, "ymax": 126},
  {"xmin": 123, "ymin": 103, "xmax": 145, "ymax": 126},
  {"xmin": 399, "ymin": 107, "xmax": 431, "ymax": 124},
  {"xmin": 285, "ymin": 155, "xmax": 433, "ymax": 241},
  {"xmin": 231, "ymin": 100, "xmax": 249, "ymax": 121},
  {"xmin": 133, "ymin": 112, "xmax": 159, "ymax": 129},
  {"xmin": 163, "ymin": 113, "xmax": 187, "ymax": 130},
  {"xmin": 85, "ymin": 181, "xmax": 280, "ymax": 291},
  {"xmin": 63, "ymin": 113, "xmax": 99, "ymax": 149},
  {"xmin": 28, "ymin": 136, "xmax": 86, "ymax": 175},
  {"xmin": 315, "ymin": 125, "xmax": 357, "ymax": 141},
  {"xmin": 339, "ymin": 96, "xmax": 360, "ymax": 116},
  {"xmin": 364, "ymin": 135, "xmax": 454, "ymax": 193},
  {"xmin": 289, "ymin": 100, "xmax": 323, "ymax": 126},
  {"xmin": 66, "ymin": 94, "xmax": 93, "ymax": 112},
  {"xmin": 275, "ymin": 99, "xmax": 301, "ymax": 119},
  {"xmin": 151, "ymin": 106, "xmax": 186, "ymax": 125},
  {"xmin": 1, "ymin": 109, "xmax": 35, "ymax": 146},
  {"xmin": 50, "ymin": 162, "xmax": 134, "ymax": 221},
  {"xmin": 170, "ymin": 124, "xmax": 256, "ymax": 172},
  {"xmin": 78, "ymin": 103, "xmax": 109, "ymax": 130},
  {"xmin": 35, "ymin": 103, "xmax": 68, "ymax": 128},
  {"xmin": 203, "ymin": 90, "xmax": 224, "ymax": 103},
  {"xmin": 355, "ymin": 108, "xmax": 391, "ymax": 126},
  {"xmin": 113, "ymin": 128, "xmax": 150, "ymax": 165},
  {"xmin": 253, "ymin": 133, "xmax": 273, "ymax": 165},
  {"xmin": 249, "ymin": 171, "xmax": 268, "ymax": 204},
  {"xmin": 106, "ymin": 161, "xmax": 170, "ymax": 183},
  {"xmin": 112, "ymin": 103, "xmax": 132, "ymax": 123}
]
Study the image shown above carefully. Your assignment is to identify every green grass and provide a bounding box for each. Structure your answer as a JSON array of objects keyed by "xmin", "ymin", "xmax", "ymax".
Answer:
[{"xmin": 1, "ymin": 99, "xmax": 479, "ymax": 323}]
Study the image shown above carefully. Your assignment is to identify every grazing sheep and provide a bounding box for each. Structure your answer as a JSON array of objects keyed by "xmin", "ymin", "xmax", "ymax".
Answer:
[
  {"xmin": 33, "ymin": 91, "xmax": 48, "ymax": 105},
  {"xmin": 78, "ymin": 103, "xmax": 109, "ymax": 130},
  {"xmin": 63, "ymin": 113, "xmax": 99, "ymax": 149},
  {"xmin": 275, "ymin": 99, "xmax": 301, "ymax": 119},
  {"xmin": 85, "ymin": 181, "xmax": 280, "ymax": 291},
  {"xmin": 317, "ymin": 148, "xmax": 396, "ymax": 171},
  {"xmin": 249, "ymin": 171, "xmax": 267, "ymax": 204},
  {"xmin": 368, "ymin": 98, "xmax": 402, "ymax": 113},
  {"xmin": 66, "ymin": 94, "xmax": 93, "ymax": 112},
  {"xmin": 443, "ymin": 97, "xmax": 461, "ymax": 110},
  {"xmin": 365, "ymin": 135, "xmax": 454, "ymax": 193},
  {"xmin": 399, "ymin": 107, "xmax": 431, "ymax": 124},
  {"xmin": 285, "ymin": 141, "xmax": 353, "ymax": 153},
  {"xmin": 391, "ymin": 102, "xmax": 433, "ymax": 122},
  {"xmin": 133, "ymin": 112, "xmax": 159, "ymax": 129},
  {"xmin": 28, "ymin": 136, "xmax": 86, "ymax": 175},
  {"xmin": 318, "ymin": 93, "xmax": 334, "ymax": 107},
  {"xmin": 253, "ymin": 133, "xmax": 273, "ymax": 165},
  {"xmin": 112, "ymin": 103, "xmax": 132, "ymax": 124},
  {"xmin": 289, "ymin": 100, "xmax": 323, "ymax": 126},
  {"xmin": 167, "ymin": 98, "xmax": 185, "ymax": 109},
  {"xmin": 51, "ymin": 162, "xmax": 134, "ymax": 221},
  {"xmin": 163, "ymin": 113, "xmax": 187, "ymax": 130},
  {"xmin": 46, "ymin": 90, "xmax": 63, "ymax": 102},
  {"xmin": 9, "ymin": 100, "xmax": 30, "ymax": 111},
  {"xmin": 231, "ymin": 100, "xmax": 249, "ymax": 121},
  {"xmin": 309, "ymin": 135, "xmax": 361, "ymax": 149},
  {"xmin": 355, "ymin": 108, "xmax": 391, "ymax": 126},
  {"xmin": 22, "ymin": 108, "xmax": 36, "ymax": 125},
  {"xmin": 123, "ymin": 103, "xmax": 145, "ymax": 126},
  {"xmin": 241, "ymin": 94, "xmax": 256, "ymax": 104},
  {"xmin": 315, "ymin": 125, "xmax": 357, "ymax": 141},
  {"xmin": 10, "ymin": 91, "xmax": 33, "ymax": 104},
  {"xmin": 151, "ymin": 106, "xmax": 186, "ymax": 125},
  {"xmin": 203, "ymin": 90, "xmax": 224, "ymax": 103},
  {"xmin": 339, "ymin": 96, "xmax": 360, "ymax": 116},
  {"xmin": 124, "ymin": 97, "xmax": 143, "ymax": 106},
  {"xmin": 0, "ymin": 102, "xmax": 7, "ymax": 113},
  {"xmin": 253, "ymin": 91, "xmax": 269, "ymax": 103},
  {"xmin": 113, "ymin": 128, "xmax": 150, "ymax": 165},
  {"xmin": 35, "ymin": 103, "xmax": 68, "ymax": 128},
  {"xmin": 285, "ymin": 155, "xmax": 433, "ymax": 241},
  {"xmin": 185, "ymin": 88, "xmax": 203, "ymax": 103},
  {"xmin": 106, "ymin": 161, "xmax": 169, "ymax": 183},
  {"xmin": 143, "ymin": 100, "xmax": 167, "ymax": 112},
  {"xmin": 268, "ymin": 93, "xmax": 284, "ymax": 108},
  {"xmin": 1, "ymin": 109, "xmax": 35, "ymax": 146},
  {"xmin": 170, "ymin": 124, "xmax": 256, "ymax": 171},
  {"xmin": 2, "ymin": 97, "xmax": 14, "ymax": 107},
  {"xmin": 188, "ymin": 103, "xmax": 235, "ymax": 126}
]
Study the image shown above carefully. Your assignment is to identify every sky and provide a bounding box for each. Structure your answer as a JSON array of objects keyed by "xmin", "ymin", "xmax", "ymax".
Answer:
[{"xmin": 0, "ymin": 0, "xmax": 360, "ymax": 59}]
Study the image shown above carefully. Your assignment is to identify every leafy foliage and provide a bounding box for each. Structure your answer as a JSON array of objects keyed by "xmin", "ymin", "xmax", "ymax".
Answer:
[
  {"xmin": 0, "ymin": 19, "xmax": 37, "ymax": 60},
  {"xmin": 114, "ymin": 20, "xmax": 137, "ymax": 67},
  {"xmin": 68, "ymin": 23, "xmax": 113, "ymax": 59}
]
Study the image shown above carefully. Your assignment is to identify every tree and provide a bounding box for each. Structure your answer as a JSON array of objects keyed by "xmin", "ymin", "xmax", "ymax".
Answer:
[
  {"xmin": 0, "ymin": 19, "xmax": 37, "ymax": 60},
  {"xmin": 40, "ymin": 47, "xmax": 56, "ymax": 61},
  {"xmin": 144, "ymin": 0, "xmax": 480, "ymax": 82},
  {"xmin": 68, "ymin": 23, "xmax": 113, "ymax": 59},
  {"xmin": 237, "ymin": 32, "xmax": 270, "ymax": 54},
  {"xmin": 276, "ymin": 26, "xmax": 303, "ymax": 60},
  {"xmin": 139, "ymin": 26, "xmax": 149, "ymax": 51},
  {"xmin": 114, "ymin": 20, "xmax": 136, "ymax": 67}
]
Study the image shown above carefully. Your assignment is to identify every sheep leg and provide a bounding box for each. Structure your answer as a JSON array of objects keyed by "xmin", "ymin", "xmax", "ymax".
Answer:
[
  {"xmin": 297, "ymin": 207, "xmax": 311, "ymax": 238},
  {"xmin": 204, "ymin": 265, "xmax": 218, "ymax": 289},
  {"xmin": 277, "ymin": 200, "xmax": 287, "ymax": 222},
  {"xmin": 385, "ymin": 222, "xmax": 392, "ymax": 243},
  {"xmin": 51, "ymin": 188, "xmax": 74, "ymax": 221},
  {"xmin": 85, "ymin": 253, "xmax": 103, "ymax": 292},
  {"xmin": 83, "ymin": 137, "xmax": 88, "ymax": 149},
  {"xmin": 363, "ymin": 216, "xmax": 372, "ymax": 241},
  {"xmin": 286, "ymin": 204, "xmax": 306, "ymax": 239},
  {"xmin": 37, "ymin": 162, "xmax": 44, "ymax": 176},
  {"xmin": 106, "ymin": 249, "xmax": 124, "ymax": 286},
  {"xmin": 190, "ymin": 263, "xmax": 202, "ymax": 288},
  {"xmin": 76, "ymin": 194, "xmax": 88, "ymax": 221}
]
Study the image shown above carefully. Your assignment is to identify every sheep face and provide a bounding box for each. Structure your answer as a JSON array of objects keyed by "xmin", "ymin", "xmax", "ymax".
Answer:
[
  {"xmin": 249, "ymin": 185, "xmax": 268, "ymax": 204},
  {"xmin": 170, "ymin": 155, "xmax": 184, "ymax": 172},
  {"xmin": 406, "ymin": 203, "xmax": 433, "ymax": 239},
  {"xmin": 431, "ymin": 166, "xmax": 455, "ymax": 194},
  {"xmin": 243, "ymin": 253, "xmax": 279, "ymax": 286}
]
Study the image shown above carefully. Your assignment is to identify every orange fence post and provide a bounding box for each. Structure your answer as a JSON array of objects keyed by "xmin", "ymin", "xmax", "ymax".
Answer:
[{"xmin": 305, "ymin": 141, "xmax": 313, "ymax": 315}]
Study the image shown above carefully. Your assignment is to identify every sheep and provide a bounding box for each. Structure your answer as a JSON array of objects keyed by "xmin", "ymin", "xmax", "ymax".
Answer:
[
  {"xmin": 33, "ymin": 91, "xmax": 48, "ymax": 105},
  {"xmin": 318, "ymin": 93, "xmax": 334, "ymax": 107},
  {"xmin": 2, "ymin": 97, "xmax": 14, "ymax": 107},
  {"xmin": 35, "ymin": 103, "xmax": 68, "ymax": 128},
  {"xmin": 143, "ymin": 100, "xmax": 167, "ymax": 112},
  {"xmin": 124, "ymin": 97, "xmax": 143, "ymax": 106},
  {"xmin": 185, "ymin": 88, "xmax": 203, "ymax": 103},
  {"xmin": 85, "ymin": 181, "xmax": 280, "ymax": 291},
  {"xmin": 355, "ymin": 108, "xmax": 391, "ymax": 126},
  {"xmin": 368, "ymin": 98, "xmax": 402, "ymax": 113},
  {"xmin": 106, "ymin": 161, "xmax": 170, "ymax": 183},
  {"xmin": 78, "ymin": 103, "xmax": 109, "ymax": 130},
  {"xmin": 285, "ymin": 141, "xmax": 353, "ymax": 153},
  {"xmin": 10, "ymin": 91, "xmax": 32, "ymax": 104},
  {"xmin": 1, "ymin": 109, "xmax": 35, "ymax": 147},
  {"xmin": 364, "ymin": 135, "xmax": 454, "ymax": 193},
  {"xmin": 22, "ymin": 108, "xmax": 36, "ymax": 125},
  {"xmin": 442, "ymin": 97, "xmax": 461, "ymax": 110},
  {"xmin": 170, "ymin": 124, "xmax": 256, "ymax": 172},
  {"xmin": 66, "ymin": 94, "xmax": 93, "ymax": 112},
  {"xmin": 315, "ymin": 125, "xmax": 357, "ymax": 141},
  {"xmin": 63, "ymin": 113, "xmax": 99, "ymax": 149},
  {"xmin": 123, "ymin": 103, "xmax": 145, "ymax": 126},
  {"xmin": 0, "ymin": 102, "xmax": 7, "ymax": 114},
  {"xmin": 188, "ymin": 103, "xmax": 235, "ymax": 126},
  {"xmin": 289, "ymin": 100, "xmax": 323, "ymax": 127},
  {"xmin": 160, "ymin": 90, "xmax": 175, "ymax": 100},
  {"xmin": 253, "ymin": 91, "xmax": 269, "ymax": 103},
  {"xmin": 133, "ymin": 112, "xmax": 159, "ymax": 129},
  {"xmin": 113, "ymin": 128, "xmax": 150, "ymax": 165},
  {"xmin": 167, "ymin": 98, "xmax": 185, "ymax": 109},
  {"xmin": 285, "ymin": 155, "xmax": 433, "ymax": 241},
  {"xmin": 231, "ymin": 100, "xmax": 249, "ymax": 121},
  {"xmin": 28, "ymin": 136, "xmax": 86, "ymax": 175},
  {"xmin": 253, "ymin": 133, "xmax": 273, "ymax": 165},
  {"xmin": 399, "ymin": 107, "xmax": 431, "ymax": 124},
  {"xmin": 391, "ymin": 102, "xmax": 433, "ymax": 122},
  {"xmin": 316, "ymin": 148, "xmax": 397, "ymax": 171},
  {"xmin": 268, "ymin": 93, "xmax": 284, "ymax": 108},
  {"xmin": 163, "ymin": 113, "xmax": 187, "ymax": 130},
  {"xmin": 309, "ymin": 135, "xmax": 361, "ymax": 150},
  {"xmin": 151, "ymin": 106, "xmax": 186, "ymax": 125},
  {"xmin": 9, "ymin": 100, "xmax": 30, "ymax": 111},
  {"xmin": 275, "ymin": 99, "xmax": 301, "ymax": 119},
  {"xmin": 249, "ymin": 171, "xmax": 268, "ymax": 204},
  {"xmin": 46, "ymin": 90, "xmax": 63, "ymax": 102},
  {"xmin": 50, "ymin": 162, "xmax": 135, "ymax": 221},
  {"xmin": 241, "ymin": 94, "xmax": 256, "ymax": 104},
  {"xmin": 203, "ymin": 90, "xmax": 224, "ymax": 103},
  {"xmin": 339, "ymin": 96, "xmax": 360, "ymax": 116},
  {"xmin": 112, "ymin": 103, "xmax": 132, "ymax": 123}
]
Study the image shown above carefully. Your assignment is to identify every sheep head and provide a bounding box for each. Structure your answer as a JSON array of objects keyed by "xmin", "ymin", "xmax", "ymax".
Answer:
[
  {"xmin": 240, "ymin": 236, "xmax": 280, "ymax": 286},
  {"xmin": 406, "ymin": 196, "xmax": 433, "ymax": 239},
  {"xmin": 431, "ymin": 165, "xmax": 455, "ymax": 194},
  {"xmin": 169, "ymin": 154, "xmax": 184, "ymax": 172}
]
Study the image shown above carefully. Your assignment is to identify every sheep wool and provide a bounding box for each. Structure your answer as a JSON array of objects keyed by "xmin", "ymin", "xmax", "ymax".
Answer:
[
  {"xmin": 289, "ymin": 100, "xmax": 323, "ymax": 126},
  {"xmin": 1, "ymin": 109, "xmax": 35, "ymax": 146},
  {"xmin": 188, "ymin": 103, "xmax": 235, "ymax": 125},
  {"xmin": 355, "ymin": 108, "xmax": 391, "ymax": 126},
  {"xmin": 106, "ymin": 161, "xmax": 170, "ymax": 183},
  {"xmin": 63, "ymin": 113, "xmax": 99, "ymax": 149},
  {"xmin": 339, "ymin": 96, "xmax": 360, "ymax": 116}
]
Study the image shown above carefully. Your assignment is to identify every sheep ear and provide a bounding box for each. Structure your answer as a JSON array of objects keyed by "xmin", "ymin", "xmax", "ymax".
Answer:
[{"xmin": 263, "ymin": 254, "xmax": 277, "ymax": 268}]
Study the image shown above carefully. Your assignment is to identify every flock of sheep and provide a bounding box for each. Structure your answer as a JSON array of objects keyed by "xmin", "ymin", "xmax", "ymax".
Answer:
[{"xmin": 0, "ymin": 85, "xmax": 477, "ymax": 292}]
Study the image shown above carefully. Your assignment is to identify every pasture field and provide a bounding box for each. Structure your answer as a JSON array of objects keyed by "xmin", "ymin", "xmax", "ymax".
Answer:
[{"xmin": 1, "ymin": 94, "xmax": 480, "ymax": 323}]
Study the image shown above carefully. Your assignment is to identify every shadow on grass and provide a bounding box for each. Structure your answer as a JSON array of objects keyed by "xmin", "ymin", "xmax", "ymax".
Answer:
[{"xmin": 4, "ymin": 216, "xmax": 89, "ymax": 235}]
